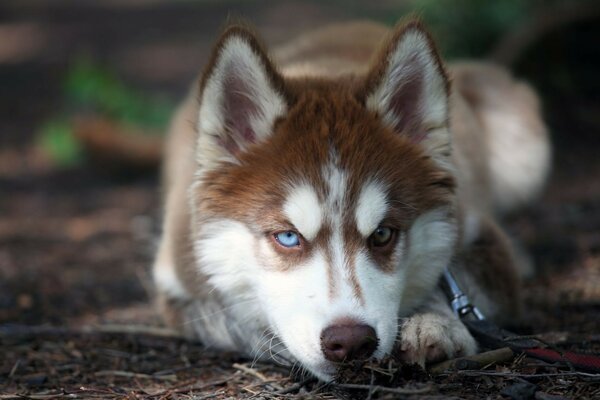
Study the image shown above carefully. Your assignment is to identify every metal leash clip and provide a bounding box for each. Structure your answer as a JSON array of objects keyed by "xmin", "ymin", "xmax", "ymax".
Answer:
[
  {"xmin": 441, "ymin": 269, "xmax": 486, "ymax": 321},
  {"xmin": 440, "ymin": 267, "xmax": 600, "ymax": 372}
]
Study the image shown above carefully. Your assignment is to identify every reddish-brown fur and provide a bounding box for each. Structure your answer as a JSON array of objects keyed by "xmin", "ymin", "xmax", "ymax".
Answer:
[
  {"xmin": 154, "ymin": 19, "xmax": 551, "ymax": 360},
  {"xmin": 194, "ymin": 84, "xmax": 454, "ymax": 272},
  {"xmin": 189, "ymin": 21, "xmax": 456, "ymax": 298}
]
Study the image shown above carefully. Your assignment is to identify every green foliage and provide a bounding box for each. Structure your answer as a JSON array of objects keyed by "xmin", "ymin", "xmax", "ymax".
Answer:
[
  {"xmin": 37, "ymin": 58, "xmax": 175, "ymax": 167},
  {"xmin": 411, "ymin": 0, "xmax": 531, "ymax": 58},
  {"xmin": 334, "ymin": 0, "xmax": 585, "ymax": 59},
  {"xmin": 64, "ymin": 58, "xmax": 173, "ymax": 131},
  {"xmin": 37, "ymin": 119, "xmax": 83, "ymax": 167}
]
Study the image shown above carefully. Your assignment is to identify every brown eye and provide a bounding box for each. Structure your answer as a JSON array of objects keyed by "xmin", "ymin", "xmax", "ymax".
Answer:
[{"xmin": 369, "ymin": 226, "xmax": 395, "ymax": 248}]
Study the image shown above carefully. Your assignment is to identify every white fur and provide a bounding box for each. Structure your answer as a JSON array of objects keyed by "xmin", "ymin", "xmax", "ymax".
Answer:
[
  {"xmin": 484, "ymin": 107, "xmax": 551, "ymax": 213},
  {"xmin": 189, "ymin": 186, "xmax": 457, "ymax": 381},
  {"xmin": 365, "ymin": 29, "xmax": 452, "ymax": 170},
  {"xmin": 399, "ymin": 310, "xmax": 477, "ymax": 366},
  {"xmin": 154, "ymin": 261, "xmax": 188, "ymax": 298},
  {"xmin": 154, "ymin": 22, "xmax": 552, "ymax": 383},
  {"xmin": 256, "ymin": 245, "xmax": 405, "ymax": 380},
  {"xmin": 399, "ymin": 207, "xmax": 458, "ymax": 313},
  {"xmin": 184, "ymin": 31, "xmax": 461, "ymax": 378},
  {"xmin": 322, "ymin": 157, "xmax": 347, "ymax": 218},
  {"xmin": 283, "ymin": 184, "xmax": 323, "ymax": 241},
  {"xmin": 355, "ymin": 180, "xmax": 388, "ymax": 237},
  {"xmin": 195, "ymin": 219, "xmax": 259, "ymax": 294},
  {"xmin": 153, "ymin": 233, "xmax": 188, "ymax": 298},
  {"xmin": 255, "ymin": 202, "xmax": 456, "ymax": 380},
  {"xmin": 192, "ymin": 219, "xmax": 270, "ymax": 351},
  {"xmin": 196, "ymin": 35, "xmax": 287, "ymax": 165},
  {"xmin": 366, "ymin": 30, "xmax": 447, "ymax": 130}
]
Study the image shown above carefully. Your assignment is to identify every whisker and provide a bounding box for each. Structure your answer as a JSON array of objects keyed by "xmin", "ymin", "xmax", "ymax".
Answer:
[
  {"xmin": 181, "ymin": 297, "xmax": 259, "ymax": 326},
  {"xmin": 252, "ymin": 331, "xmax": 276, "ymax": 367}
]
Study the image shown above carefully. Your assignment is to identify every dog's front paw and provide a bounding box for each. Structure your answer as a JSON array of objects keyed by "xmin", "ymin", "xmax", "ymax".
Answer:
[{"xmin": 397, "ymin": 313, "xmax": 477, "ymax": 366}]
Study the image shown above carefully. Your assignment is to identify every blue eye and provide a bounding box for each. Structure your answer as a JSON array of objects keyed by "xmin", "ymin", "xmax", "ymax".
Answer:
[{"xmin": 274, "ymin": 231, "xmax": 300, "ymax": 248}]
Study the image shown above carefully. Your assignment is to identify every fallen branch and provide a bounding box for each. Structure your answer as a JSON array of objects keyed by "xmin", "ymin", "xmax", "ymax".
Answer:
[
  {"xmin": 233, "ymin": 362, "xmax": 284, "ymax": 392},
  {"xmin": 455, "ymin": 370, "xmax": 600, "ymax": 380},
  {"xmin": 275, "ymin": 377, "xmax": 316, "ymax": 395},
  {"xmin": 333, "ymin": 382, "xmax": 433, "ymax": 395},
  {"xmin": 142, "ymin": 378, "xmax": 229, "ymax": 398},
  {"xmin": 94, "ymin": 370, "xmax": 177, "ymax": 381},
  {"xmin": 430, "ymin": 347, "xmax": 515, "ymax": 374}
]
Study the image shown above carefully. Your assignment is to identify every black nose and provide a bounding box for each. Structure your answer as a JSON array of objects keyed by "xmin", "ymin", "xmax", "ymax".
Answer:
[{"xmin": 320, "ymin": 323, "xmax": 378, "ymax": 362}]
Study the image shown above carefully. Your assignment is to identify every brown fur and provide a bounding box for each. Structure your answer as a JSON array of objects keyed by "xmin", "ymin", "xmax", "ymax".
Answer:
[
  {"xmin": 155, "ymin": 19, "xmax": 549, "ymax": 345},
  {"xmin": 192, "ymin": 85, "xmax": 453, "ymax": 275}
]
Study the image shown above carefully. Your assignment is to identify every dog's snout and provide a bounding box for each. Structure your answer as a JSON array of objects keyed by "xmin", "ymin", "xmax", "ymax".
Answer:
[{"xmin": 320, "ymin": 323, "xmax": 378, "ymax": 362}]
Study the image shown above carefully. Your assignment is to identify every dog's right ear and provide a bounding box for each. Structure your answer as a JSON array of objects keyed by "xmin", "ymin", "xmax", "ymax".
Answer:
[{"xmin": 197, "ymin": 26, "xmax": 287, "ymax": 164}]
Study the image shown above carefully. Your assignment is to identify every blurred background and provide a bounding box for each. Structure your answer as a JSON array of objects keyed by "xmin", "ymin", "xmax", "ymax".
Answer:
[{"xmin": 0, "ymin": 0, "xmax": 599, "ymax": 332}]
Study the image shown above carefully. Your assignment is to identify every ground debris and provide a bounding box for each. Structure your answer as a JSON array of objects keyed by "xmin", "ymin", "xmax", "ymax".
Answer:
[{"xmin": 2, "ymin": 326, "xmax": 599, "ymax": 399}]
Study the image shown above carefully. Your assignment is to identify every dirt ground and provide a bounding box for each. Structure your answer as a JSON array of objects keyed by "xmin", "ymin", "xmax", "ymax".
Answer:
[{"xmin": 1, "ymin": 1, "xmax": 599, "ymax": 399}]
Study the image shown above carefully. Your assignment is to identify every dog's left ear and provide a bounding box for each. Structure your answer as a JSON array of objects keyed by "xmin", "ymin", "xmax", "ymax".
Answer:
[{"xmin": 362, "ymin": 20, "xmax": 450, "ymax": 161}]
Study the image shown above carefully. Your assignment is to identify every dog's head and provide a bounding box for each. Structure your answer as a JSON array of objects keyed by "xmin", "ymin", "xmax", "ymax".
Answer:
[{"xmin": 190, "ymin": 20, "xmax": 457, "ymax": 380}]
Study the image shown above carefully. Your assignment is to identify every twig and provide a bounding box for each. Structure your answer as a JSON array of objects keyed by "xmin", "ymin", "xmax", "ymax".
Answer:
[
  {"xmin": 232, "ymin": 363, "xmax": 271, "ymax": 382},
  {"xmin": 94, "ymin": 370, "xmax": 177, "ymax": 381},
  {"xmin": 144, "ymin": 378, "xmax": 229, "ymax": 398},
  {"xmin": 8, "ymin": 359, "xmax": 20, "ymax": 377},
  {"xmin": 366, "ymin": 370, "xmax": 376, "ymax": 400},
  {"xmin": 333, "ymin": 383, "xmax": 433, "ymax": 395},
  {"xmin": 233, "ymin": 362, "xmax": 285, "ymax": 392},
  {"xmin": 454, "ymin": 370, "xmax": 600, "ymax": 379},
  {"xmin": 189, "ymin": 391, "xmax": 226, "ymax": 400},
  {"xmin": 275, "ymin": 377, "xmax": 316, "ymax": 395},
  {"xmin": 430, "ymin": 347, "xmax": 515, "ymax": 374}
]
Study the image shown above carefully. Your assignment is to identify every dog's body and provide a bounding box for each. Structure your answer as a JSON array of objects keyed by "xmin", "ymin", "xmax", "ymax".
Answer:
[{"xmin": 153, "ymin": 21, "xmax": 550, "ymax": 380}]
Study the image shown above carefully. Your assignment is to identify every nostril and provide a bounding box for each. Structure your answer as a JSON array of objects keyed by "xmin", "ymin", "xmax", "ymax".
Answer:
[{"xmin": 320, "ymin": 323, "xmax": 378, "ymax": 362}]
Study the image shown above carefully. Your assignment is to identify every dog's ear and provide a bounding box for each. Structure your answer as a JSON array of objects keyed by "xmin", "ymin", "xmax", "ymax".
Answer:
[
  {"xmin": 197, "ymin": 26, "xmax": 287, "ymax": 163},
  {"xmin": 362, "ymin": 20, "xmax": 451, "ymax": 163}
]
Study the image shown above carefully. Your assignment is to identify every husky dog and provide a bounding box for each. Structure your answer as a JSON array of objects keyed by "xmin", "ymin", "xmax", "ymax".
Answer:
[{"xmin": 152, "ymin": 20, "xmax": 550, "ymax": 380}]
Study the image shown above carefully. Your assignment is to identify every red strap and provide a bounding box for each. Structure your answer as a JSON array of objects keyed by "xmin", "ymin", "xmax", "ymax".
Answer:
[{"xmin": 524, "ymin": 348, "xmax": 600, "ymax": 373}]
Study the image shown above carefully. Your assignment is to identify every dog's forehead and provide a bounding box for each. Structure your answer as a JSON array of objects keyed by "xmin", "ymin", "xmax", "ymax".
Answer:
[
  {"xmin": 282, "ymin": 175, "xmax": 389, "ymax": 240},
  {"xmin": 199, "ymin": 85, "xmax": 453, "ymax": 228},
  {"xmin": 267, "ymin": 87, "xmax": 443, "ymax": 226}
]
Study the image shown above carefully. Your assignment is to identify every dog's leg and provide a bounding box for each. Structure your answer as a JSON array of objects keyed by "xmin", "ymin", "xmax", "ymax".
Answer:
[{"xmin": 397, "ymin": 216, "xmax": 521, "ymax": 366}]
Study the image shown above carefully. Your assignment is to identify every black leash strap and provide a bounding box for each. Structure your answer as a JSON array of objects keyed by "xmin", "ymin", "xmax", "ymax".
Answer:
[{"xmin": 440, "ymin": 268, "xmax": 600, "ymax": 373}]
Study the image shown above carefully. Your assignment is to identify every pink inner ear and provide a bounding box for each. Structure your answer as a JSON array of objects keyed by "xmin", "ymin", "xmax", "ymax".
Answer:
[
  {"xmin": 222, "ymin": 67, "xmax": 259, "ymax": 152},
  {"xmin": 387, "ymin": 58, "xmax": 427, "ymax": 143}
]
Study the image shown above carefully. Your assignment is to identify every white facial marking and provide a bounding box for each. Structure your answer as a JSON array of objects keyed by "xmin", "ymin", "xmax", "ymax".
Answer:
[
  {"xmin": 195, "ymin": 219, "xmax": 259, "ymax": 293},
  {"xmin": 191, "ymin": 218, "xmax": 272, "ymax": 354},
  {"xmin": 283, "ymin": 184, "xmax": 323, "ymax": 241},
  {"xmin": 321, "ymin": 160, "xmax": 351, "ymax": 297},
  {"xmin": 354, "ymin": 248, "xmax": 404, "ymax": 356},
  {"xmin": 399, "ymin": 207, "xmax": 458, "ymax": 313},
  {"xmin": 355, "ymin": 180, "xmax": 388, "ymax": 237}
]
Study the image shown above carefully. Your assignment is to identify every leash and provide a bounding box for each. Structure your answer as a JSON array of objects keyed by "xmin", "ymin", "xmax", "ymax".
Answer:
[{"xmin": 441, "ymin": 269, "xmax": 600, "ymax": 373}]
